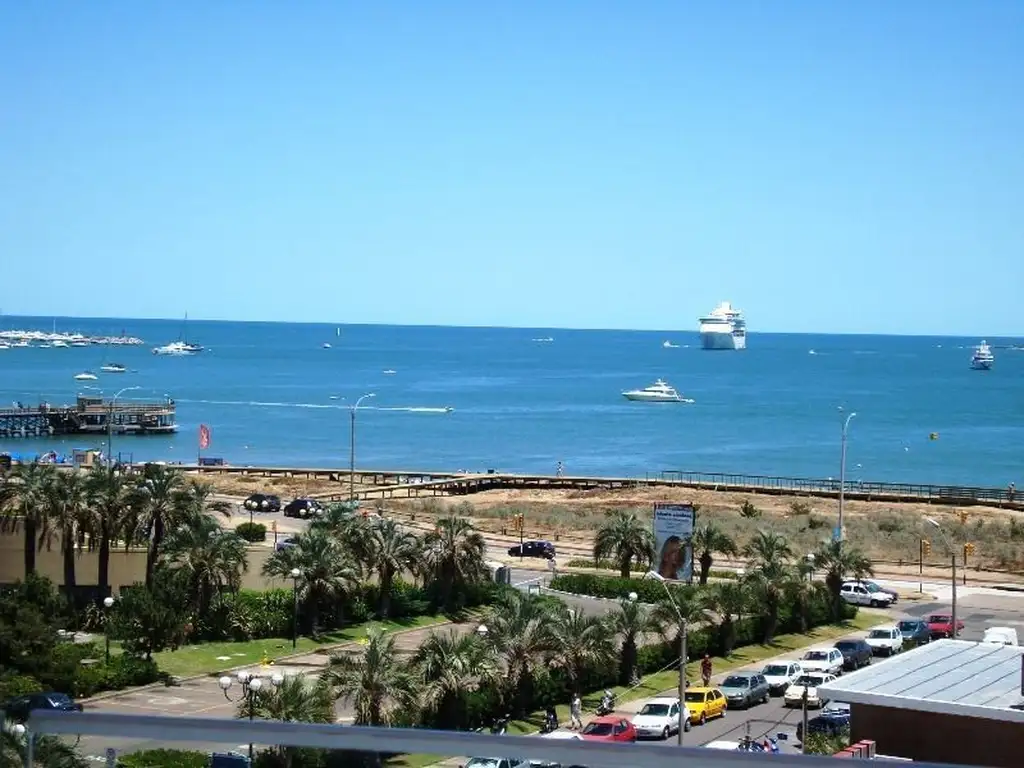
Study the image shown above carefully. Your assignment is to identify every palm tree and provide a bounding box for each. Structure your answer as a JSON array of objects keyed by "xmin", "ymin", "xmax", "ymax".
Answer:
[
  {"xmin": 704, "ymin": 580, "xmax": 751, "ymax": 655},
  {"xmin": 130, "ymin": 464, "xmax": 188, "ymax": 587},
  {"xmin": 743, "ymin": 530, "xmax": 794, "ymax": 642},
  {"xmin": 420, "ymin": 515, "xmax": 487, "ymax": 610},
  {"xmin": 786, "ymin": 562, "xmax": 825, "ymax": 633},
  {"xmin": 650, "ymin": 584, "xmax": 707, "ymax": 644},
  {"xmin": 414, "ymin": 629, "xmax": 496, "ymax": 729},
  {"xmin": 162, "ymin": 513, "xmax": 248, "ymax": 617},
  {"xmin": 692, "ymin": 523, "xmax": 738, "ymax": 586},
  {"xmin": 83, "ymin": 465, "xmax": 134, "ymax": 598},
  {"xmin": 548, "ymin": 605, "xmax": 616, "ymax": 694},
  {"xmin": 362, "ymin": 517, "xmax": 420, "ymax": 617},
  {"xmin": 1, "ymin": 729, "xmax": 88, "ymax": 768},
  {"xmin": 608, "ymin": 597, "xmax": 659, "ymax": 685},
  {"xmin": 0, "ymin": 461, "xmax": 56, "ymax": 576},
  {"xmin": 240, "ymin": 675, "xmax": 335, "ymax": 768},
  {"xmin": 263, "ymin": 528, "xmax": 359, "ymax": 633},
  {"xmin": 593, "ymin": 510, "xmax": 655, "ymax": 578},
  {"xmin": 322, "ymin": 626, "xmax": 419, "ymax": 726},
  {"xmin": 43, "ymin": 470, "xmax": 90, "ymax": 594},
  {"xmin": 479, "ymin": 590, "xmax": 556, "ymax": 715},
  {"xmin": 815, "ymin": 540, "xmax": 874, "ymax": 621}
]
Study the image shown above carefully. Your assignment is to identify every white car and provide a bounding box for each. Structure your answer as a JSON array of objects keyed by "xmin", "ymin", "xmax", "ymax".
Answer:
[
  {"xmin": 540, "ymin": 731, "xmax": 583, "ymax": 740},
  {"xmin": 467, "ymin": 760, "xmax": 530, "ymax": 768},
  {"xmin": 704, "ymin": 740, "xmax": 743, "ymax": 750},
  {"xmin": 800, "ymin": 647, "xmax": 844, "ymax": 676},
  {"xmin": 784, "ymin": 672, "xmax": 837, "ymax": 709},
  {"xmin": 760, "ymin": 661, "xmax": 803, "ymax": 695},
  {"xmin": 982, "ymin": 627, "xmax": 1019, "ymax": 646},
  {"xmin": 631, "ymin": 696, "xmax": 689, "ymax": 739},
  {"xmin": 841, "ymin": 582, "xmax": 895, "ymax": 608},
  {"xmin": 865, "ymin": 626, "xmax": 904, "ymax": 656}
]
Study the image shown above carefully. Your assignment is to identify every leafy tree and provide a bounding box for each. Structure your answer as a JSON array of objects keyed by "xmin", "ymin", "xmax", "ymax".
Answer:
[
  {"xmin": 1, "ymin": 728, "xmax": 88, "ymax": 768},
  {"xmin": 478, "ymin": 590, "xmax": 555, "ymax": 715},
  {"xmin": 0, "ymin": 574, "xmax": 66, "ymax": 679},
  {"xmin": 263, "ymin": 529, "xmax": 359, "ymax": 634},
  {"xmin": 322, "ymin": 626, "xmax": 418, "ymax": 726},
  {"xmin": 743, "ymin": 530, "xmax": 794, "ymax": 642},
  {"xmin": 414, "ymin": 629, "xmax": 496, "ymax": 729},
  {"xmin": 108, "ymin": 570, "xmax": 189, "ymax": 660},
  {"xmin": 420, "ymin": 516, "xmax": 487, "ymax": 610},
  {"xmin": 692, "ymin": 523, "xmax": 738, "ymax": 586},
  {"xmin": 815, "ymin": 540, "xmax": 874, "ymax": 621},
  {"xmin": 650, "ymin": 584, "xmax": 707, "ymax": 650},
  {"xmin": 593, "ymin": 511, "xmax": 655, "ymax": 578},
  {"xmin": 607, "ymin": 597, "xmax": 659, "ymax": 685},
  {"xmin": 547, "ymin": 605, "xmax": 616, "ymax": 693},
  {"xmin": 161, "ymin": 513, "xmax": 248, "ymax": 618},
  {"xmin": 0, "ymin": 462, "xmax": 56, "ymax": 576}
]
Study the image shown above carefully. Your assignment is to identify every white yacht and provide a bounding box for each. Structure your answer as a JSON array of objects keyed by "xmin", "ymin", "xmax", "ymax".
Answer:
[
  {"xmin": 622, "ymin": 379, "xmax": 690, "ymax": 403},
  {"xmin": 74, "ymin": 371, "xmax": 98, "ymax": 381},
  {"xmin": 100, "ymin": 363, "xmax": 127, "ymax": 373},
  {"xmin": 699, "ymin": 301, "xmax": 746, "ymax": 350},
  {"xmin": 51, "ymin": 339, "xmax": 69, "ymax": 348},
  {"xmin": 971, "ymin": 341, "xmax": 994, "ymax": 371},
  {"xmin": 153, "ymin": 341, "xmax": 197, "ymax": 356}
]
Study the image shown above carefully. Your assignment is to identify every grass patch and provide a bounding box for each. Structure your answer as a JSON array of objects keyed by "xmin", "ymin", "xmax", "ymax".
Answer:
[{"xmin": 135, "ymin": 614, "xmax": 450, "ymax": 678}]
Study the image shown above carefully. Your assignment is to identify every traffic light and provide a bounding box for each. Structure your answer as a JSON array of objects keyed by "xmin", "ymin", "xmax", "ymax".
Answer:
[
  {"xmin": 964, "ymin": 542, "xmax": 976, "ymax": 557},
  {"xmin": 512, "ymin": 513, "xmax": 524, "ymax": 531},
  {"xmin": 922, "ymin": 539, "xmax": 932, "ymax": 556},
  {"xmin": 957, "ymin": 510, "xmax": 968, "ymax": 525}
]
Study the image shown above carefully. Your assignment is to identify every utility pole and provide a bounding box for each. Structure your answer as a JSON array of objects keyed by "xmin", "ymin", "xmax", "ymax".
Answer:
[{"xmin": 837, "ymin": 409, "xmax": 856, "ymax": 546}]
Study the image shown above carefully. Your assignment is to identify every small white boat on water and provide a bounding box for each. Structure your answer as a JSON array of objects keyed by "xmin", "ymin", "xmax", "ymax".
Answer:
[
  {"xmin": 51, "ymin": 339, "xmax": 69, "ymax": 348},
  {"xmin": 101, "ymin": 363, "xmax": 127, "ymax": 373},
  {"xmin": 971, "ymin": 341, "xmax": 994, "ymax": 370},
  {"xmin": 662, "ymin": 340, "xmax": 679, "ymax": 348},
  {"xmin": 382, "ymin": 369, "xmax": 396, "ymax": 375},
  {"xmin": 153, "ymin": 341, "xmax": 200, "ymax": 356},
  {"xmin": 622, "ymin": 379, "xmax": 691, "ymax": 403},
  {"xmin": 74, "ymin": 371, "xmax": 98, "ymax": 381},
  {"xmin": 322, "ymin": 343, "xmax": 332, "ymax": 349}
]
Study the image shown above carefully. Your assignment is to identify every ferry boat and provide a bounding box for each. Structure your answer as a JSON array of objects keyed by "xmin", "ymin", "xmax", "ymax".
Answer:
[
  {"xmin": 622, "ymin": 379, "xmax": 689, "ymax": 403},
  {"xmin": 971, "ymin": 341, "xmax": 994, "ymax": 371},
  {"xmin": 699, "ymin": 301, "xmax": 746, "ymax": 350}
]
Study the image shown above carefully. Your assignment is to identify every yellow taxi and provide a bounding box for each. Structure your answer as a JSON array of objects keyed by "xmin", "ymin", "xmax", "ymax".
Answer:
[{"xmin": 683, "ymin": 686, "xmax": 727, "ymax": 725}]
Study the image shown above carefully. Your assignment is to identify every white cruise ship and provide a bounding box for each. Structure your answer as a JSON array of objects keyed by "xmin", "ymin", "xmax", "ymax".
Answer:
[
  {"xmin": 971, "ymin": 341, "xmax": 994, "ymax": 371},
  {"xmin": 699, "ymin": 301, "xmax": 746, "ymax": 350}
]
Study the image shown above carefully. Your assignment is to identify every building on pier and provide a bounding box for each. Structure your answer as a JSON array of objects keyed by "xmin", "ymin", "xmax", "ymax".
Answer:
[{"xmin": 0, "ymin": 395, "xmax": 176, "ymax": 439}]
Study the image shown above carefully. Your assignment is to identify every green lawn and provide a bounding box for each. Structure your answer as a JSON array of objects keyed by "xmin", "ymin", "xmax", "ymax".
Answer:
[{"xmin": 140, "ymin": 614, "xmax": 451, "ymax": 678}]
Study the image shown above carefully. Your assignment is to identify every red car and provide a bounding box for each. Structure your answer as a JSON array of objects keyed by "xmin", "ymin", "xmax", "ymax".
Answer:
[
  {"xmin": 581, "ymin": 716, "xmax": 637, "ymax": 743},
  {"xmin": 926, "ymin": 613, "xmax": 965, "ymax": 639}
]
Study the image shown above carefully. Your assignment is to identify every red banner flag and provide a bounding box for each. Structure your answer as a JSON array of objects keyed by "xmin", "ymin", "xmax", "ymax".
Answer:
[{"xmin": 199, "ymin": 424, "xmax": 211, "ymax": 450}]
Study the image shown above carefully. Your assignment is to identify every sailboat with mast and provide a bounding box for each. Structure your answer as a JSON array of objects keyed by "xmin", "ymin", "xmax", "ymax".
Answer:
[{"xmin": 153, "ymin": 313, "xmax": 204, "ymax": 355}]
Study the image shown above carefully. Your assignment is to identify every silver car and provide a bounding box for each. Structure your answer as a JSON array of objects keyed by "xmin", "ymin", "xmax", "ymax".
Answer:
[{"xmin": 718, "ymin": 672, "xmax": 771, "ymax": 709}]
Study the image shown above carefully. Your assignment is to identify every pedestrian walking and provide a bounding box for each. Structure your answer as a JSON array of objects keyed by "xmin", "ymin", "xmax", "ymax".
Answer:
[
  {"xmin": 701, "ymin": 654, "xmax": 713, "ymax": 687},
  {"xmin": 556, "ymin": 461, "xmax": 564, "ymax": 478},
  {"xmin": 569, "ymin": 692, "xmax": 583, "ymax": 730}
]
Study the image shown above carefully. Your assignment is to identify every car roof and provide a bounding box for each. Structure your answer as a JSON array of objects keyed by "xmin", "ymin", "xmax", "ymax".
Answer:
[
  {"xmin": 588, "ymin": 715, "xmax": 622, "ymax": 723},
  {"xmin": 644, "ymin": 697, "xmax": 679, "ymax": 704},
  {"xmin": 686, "ymin": 686, "xmax": 716, "ymax": 693}
]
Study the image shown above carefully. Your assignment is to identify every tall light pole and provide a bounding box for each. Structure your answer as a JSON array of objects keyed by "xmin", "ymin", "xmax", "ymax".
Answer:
[
  {"xmin": 108, "ymin": 386, "xmax": 141, "ymax": 468},
  {"xmin": 926, "ymin": 517, "xmax": 958, "ymax": 638},
  {"xmin": 837, "ymin": 408, "xmax": 857, "ymax": 545},
  {"xmin": 290, "ymin": 567, "xmax": 301, "ymax": 649},
  {"xmin": 349, "ymin": 393, "xmax": 375, "ymax": 501},
  {"xmin": 103, "ymin": 596, "xmax": 115, "ymax": 662},
  {"xmin": 219, "ymin": 671, "xmax": 284, "ymax": 762},
  {"xmin": 645, "ymin": 571, "xmax": 687, "ymax": 745}
]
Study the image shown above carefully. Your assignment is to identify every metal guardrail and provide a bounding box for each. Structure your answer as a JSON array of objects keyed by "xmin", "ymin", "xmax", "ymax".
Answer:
[{"xmin": 19, "ymin": 711, "xmax": 962, "ymax": 768}]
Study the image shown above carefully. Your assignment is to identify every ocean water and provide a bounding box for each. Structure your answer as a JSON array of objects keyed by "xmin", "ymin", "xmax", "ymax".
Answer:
[{"xmin": 1, "ymin": 316, "xmax": 1022, "ymax": 488}]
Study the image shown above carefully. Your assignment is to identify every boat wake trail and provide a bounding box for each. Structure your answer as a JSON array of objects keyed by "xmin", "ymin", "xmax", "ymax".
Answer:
[{"xmin": 177, "ymin": 399, "xmax": 453, "ymax": 413}]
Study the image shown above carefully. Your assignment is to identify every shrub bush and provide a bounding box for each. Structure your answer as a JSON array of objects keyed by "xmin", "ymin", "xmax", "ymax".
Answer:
[
  {"xmin": 565, "ymin": 559, "xmax": 737, "ymax": 580},
  {"xmin": 117, "ymin": 749, "xmax": 209, "ymax": 768},
  {"xmin": 236, "ymin": 522, "xmax": 268, "ymax": 542},
  {"xmin": 0, "ymin": 674, "xmax": 43, "ymax": 700},
  {"xmin": 549, "ymin": 573, "xmax": 680, "ymax": 604}
]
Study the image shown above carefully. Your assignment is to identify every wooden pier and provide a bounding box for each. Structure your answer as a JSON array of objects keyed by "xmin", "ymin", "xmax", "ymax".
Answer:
[
  {"xmin": 0, "ymin": 396, "xmax": 177, "ymax": 439},
  {"xmin": 185, "ymin": 464, "xmax": 1024, "ymax": 510}
]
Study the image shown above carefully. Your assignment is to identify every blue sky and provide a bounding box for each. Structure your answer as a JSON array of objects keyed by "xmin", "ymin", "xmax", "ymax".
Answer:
[{"xmin": 2, "ymin": 2, "xmax": 1022, "ymax": 335}]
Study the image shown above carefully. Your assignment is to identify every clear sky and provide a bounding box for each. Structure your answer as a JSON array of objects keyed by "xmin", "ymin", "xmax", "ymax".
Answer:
[{"xmin": 2, "ymin": 2, "xmax": 1022, "ymax": 335}]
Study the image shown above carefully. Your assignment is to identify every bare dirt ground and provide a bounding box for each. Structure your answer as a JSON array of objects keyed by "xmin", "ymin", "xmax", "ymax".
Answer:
[{"xmin": 196, "ymin": 471, "xmax": 1024, "ymax": 581}]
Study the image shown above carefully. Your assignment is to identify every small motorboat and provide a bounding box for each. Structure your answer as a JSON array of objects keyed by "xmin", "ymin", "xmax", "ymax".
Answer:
[
  {"xmin": 101, "ymin": 363, "xmax": 127, "ymax": 373},
  {"xmin": 662, "ymin": 340, "xmax": 679, "ymax": 348},
  {"xmin": 622, "ymin": 379, "xmax": 691, "ymax": 403},
  {"xmin": 74, "ymin": 371, "xmax": 98, "ymax": 381},
  {"xmin": 382, "ymin": 369, "xmax": 396, "ymax": 375},
  {"xmin": 322, "ymin": 343, "xmax": 332, "ymax": 349}
]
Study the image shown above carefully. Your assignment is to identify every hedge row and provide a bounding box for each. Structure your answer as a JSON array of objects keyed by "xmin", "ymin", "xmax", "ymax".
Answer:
[
  {"xmin": 564, "ymin": 559, "xmax": 737, "ymax": 580},
  {"xmin": 549, "ymin": 572, "xmax": 693, "ymax": 603}
]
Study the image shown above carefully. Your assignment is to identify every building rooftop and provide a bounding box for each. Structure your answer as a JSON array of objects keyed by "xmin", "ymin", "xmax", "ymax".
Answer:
[{"xmin": 818, "ymin": 639, "xmax": 1024, "ymax": 722}]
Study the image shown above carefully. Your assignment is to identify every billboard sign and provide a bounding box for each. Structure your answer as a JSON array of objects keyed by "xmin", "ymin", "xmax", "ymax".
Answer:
[{"xmin": 653, "ymin": 503, "xmax": 696, "ymax": 582}]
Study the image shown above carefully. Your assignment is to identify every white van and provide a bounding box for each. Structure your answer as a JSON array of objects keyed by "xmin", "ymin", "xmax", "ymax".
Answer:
[{"xmin": 981, "ymin": 627, "xmax": 1019, "ymax": 646}]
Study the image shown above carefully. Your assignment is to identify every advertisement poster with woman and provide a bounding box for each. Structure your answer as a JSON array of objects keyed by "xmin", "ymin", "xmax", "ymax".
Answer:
[{"xmin": 653, "ymin": 503, "xmax": 695, "ymax": 582}]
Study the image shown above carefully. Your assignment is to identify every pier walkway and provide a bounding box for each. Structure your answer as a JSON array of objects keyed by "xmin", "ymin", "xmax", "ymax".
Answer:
[{"xmin": 185, "ymin": 465, "xmax": 1023, "ymax": 510}]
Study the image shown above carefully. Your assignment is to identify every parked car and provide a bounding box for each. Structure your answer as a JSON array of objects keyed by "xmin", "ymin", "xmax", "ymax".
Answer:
[
  {"xmin": 896, "ymin": 619, "xmax": 932, "ymax": 645},
  {"xmin": 682, "ymin": 687, "xmax": 727, "ymax": 726},
  {"xmin": 580, "ymin": 716, "xmax": 636, "ymax": 742},
  {"xmin": 982, "ymin": 627, "xmax": 1019, "ymax": 646},
  {"xmin": 507, "ymin": 540, "xmax": 556, "ymax": 560},
  {"xmin": 718, "ymin": 672, "xmax": 770, "ymax": 709},
  {"xmin": 858, "ymin": 580, "xmax": 899, "ymax": 604},
  {"xmin": 464, "ymin": 759, "xmax": 530, "ymax": 768},
  {"xmin": 631, "ymin": 696, "xmax": 688, "ymax": 739},
  {"xmin": 840, "ymin": 581, "xmax": 894, "ymax": 608},
  {"xmin": 761, "ymin": 661, "xmax": 803, "ymax": 695},
  {"xmin": 3, "ymin": 692, "xmax": 83, "ymax": 722},
  {"xmin": 799, "ymin": 647, "xmax": 844, "ymax": 676},
  {"xmin": 797, "ymin": 702, "xmax": 851, "ymax": 740},
  {"xmin": 275, "ymin": 536, "xmax": 298, "ymax": 552},
  {"xmin": 833, "ymin": 638, "xmax": 873, "ymax": 670},
  {"xmin": 283, "ymin": 497, "xmax": 324, "ymax": 519},
  {"xmin": 244, "ymin": 493, "xmax": 281, "ymax": 513},
  {"xmin": 926, "ymin": 613, "xmax": 965, "ymax": 639},
  {"xmin": 784, "ymin": 672, "xmax": 837, "ymax": 709},
  {"xmin": 865, "ymin": 626, "xmax": 904, "ymax": 656}
]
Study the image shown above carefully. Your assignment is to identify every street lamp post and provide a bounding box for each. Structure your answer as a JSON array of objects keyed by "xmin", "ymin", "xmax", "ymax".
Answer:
[
  {"xmin": 645, "ymin": 571, "xmax": 687, "ymax": 746},
  {"xmin": 107, "ymin": 386, "xmax": 141, "ymax": 468},
  {"xmin": 103, "ymin": 596, "xmax": 115, "ymax": 662},
  {"xmin": 290, "ymin": 568, "xmax": 301, "ymax": 649},
  {"xmin": 926, "ymin": 517, "xmax": 958, "ymax": 638},
  {"xmin": 349, "ymin": 393, "xmax": 376, "ymax": 502},
  {"xmin": 219, "ymin": 671, "xmax": 284, "ymax": 762},
  {"xmin": 837, "ymin": 409, "xmax": 857, "ymax": 545}
]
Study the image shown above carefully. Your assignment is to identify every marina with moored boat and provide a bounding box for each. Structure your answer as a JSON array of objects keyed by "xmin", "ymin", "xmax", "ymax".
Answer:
[{"xmin": 0, "ymin": 395, "xmax": 177, "ymax": 439}]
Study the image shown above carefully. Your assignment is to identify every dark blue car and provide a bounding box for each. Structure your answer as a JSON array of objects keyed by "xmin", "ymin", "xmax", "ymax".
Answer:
[
  {"xmin": 797, "ymin": 703, "xmax": 850, "ymax": 740},
  {"xmin": 897, "ymin": 619, "xmax": 931, "ymax": 645}
]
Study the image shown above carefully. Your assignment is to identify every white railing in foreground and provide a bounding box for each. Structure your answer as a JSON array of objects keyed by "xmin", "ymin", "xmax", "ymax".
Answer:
[{"xmin": 23, "ymin": 711, "xmax": 961, "ymax": 768}]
